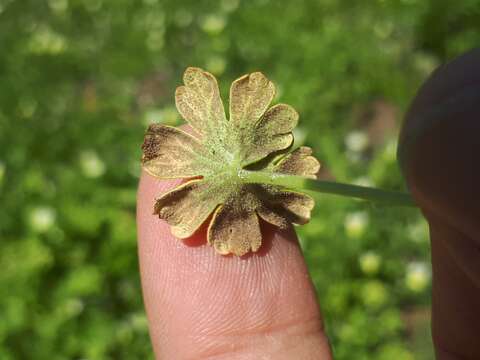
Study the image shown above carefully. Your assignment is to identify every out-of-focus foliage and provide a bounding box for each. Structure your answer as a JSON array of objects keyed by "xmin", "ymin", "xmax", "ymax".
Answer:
[{"xmin": 0, "ymin": 0, "xmax": 478, "ymax": 359}]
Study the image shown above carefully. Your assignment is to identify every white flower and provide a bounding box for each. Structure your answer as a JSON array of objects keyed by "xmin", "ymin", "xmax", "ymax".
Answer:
[
  {"xmin": 344, "ymin": 211, "xmax": 369, "ymax": 238},
  {"xmin": 345, "ymin": 130, "xmax": 369, "ymax": 153},
  {"xmin": 359, "ymin": 251, "xmax": 381, "ymax": 275},
  {"xmin": 80, "ymin": 150, "xmax": 106, "ymax": 178},
  {"xmin": 29, "ymin": 206, "xmax": 56, "ymax": 233},
  {"xmin": 405, "ymin": 261, "xmax": 431, "ymax": 292}
]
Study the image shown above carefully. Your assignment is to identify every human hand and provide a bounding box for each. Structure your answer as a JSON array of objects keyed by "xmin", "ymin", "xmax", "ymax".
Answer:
[
  {"xmin": 137, "ymin": 173, "xmax": 332, "ymax": 359},
  {"xmin": 399, "ymin": 47, "xmax": 480, "ymax": 359}
]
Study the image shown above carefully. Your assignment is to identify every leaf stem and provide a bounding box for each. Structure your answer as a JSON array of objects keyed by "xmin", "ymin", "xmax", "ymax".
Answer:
[{"xmin": 238, "ymin": 170, "xmax": 416, "ymax": 207}]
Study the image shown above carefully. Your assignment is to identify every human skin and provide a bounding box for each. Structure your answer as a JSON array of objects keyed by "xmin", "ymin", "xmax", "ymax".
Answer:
[{"xmin": 399, "ymin": 48, "xmax": 480, "ymax": 359}]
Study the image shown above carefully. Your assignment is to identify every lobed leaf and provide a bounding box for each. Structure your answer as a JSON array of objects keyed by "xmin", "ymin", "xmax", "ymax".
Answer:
[
  {"xmin": 175, "ymin": 67, "xmax": 227, "ymax": 137},
  {"xmin": 142, "ymin": 124, "xmax": 213, "ymax": 179},
  {"xmin": 274, "ymin": 146, "xmax": 321, "ymax": 178},
  {"xmin": 207, "ymin": 203, "xmax": 262, "ymax": 256},
  {"xmin": 143, "ymin": 68, "xmax": 321, "ymax": 256}
]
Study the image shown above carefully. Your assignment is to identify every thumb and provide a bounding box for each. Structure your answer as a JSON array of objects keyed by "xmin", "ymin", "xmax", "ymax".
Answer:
[
  {"xmin": 137, "ymin": 172, "xmax": 332, "ymax": 359},
  {"xmin": 400, "ymin": 48, "xmax": 480, "ymax": 359}
]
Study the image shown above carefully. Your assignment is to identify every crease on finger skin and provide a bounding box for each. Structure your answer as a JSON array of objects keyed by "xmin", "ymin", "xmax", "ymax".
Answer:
[
  {"xmin": 419, "ymin": 206, "xmax": 480, "ymax": 289},
  {"xmin": 187, "ymin": 315, "xmax": 330, "ymax": 360}
]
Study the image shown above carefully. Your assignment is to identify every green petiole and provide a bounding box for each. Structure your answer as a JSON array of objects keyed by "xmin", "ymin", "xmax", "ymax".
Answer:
[{"xmin": 239, "ymin": 169, "xmax": 416, "ymax": 207}]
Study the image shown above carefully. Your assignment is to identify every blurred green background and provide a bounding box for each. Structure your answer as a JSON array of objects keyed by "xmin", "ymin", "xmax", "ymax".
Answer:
[{"xmin": 1, "ymin": 0, "xmax": 479, "ymax": 359}]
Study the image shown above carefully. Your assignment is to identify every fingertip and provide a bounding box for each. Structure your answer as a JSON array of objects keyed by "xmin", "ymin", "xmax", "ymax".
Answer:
[{"xmin": 136, "ymin": 172, "xmax": 330, "ymax": 359}]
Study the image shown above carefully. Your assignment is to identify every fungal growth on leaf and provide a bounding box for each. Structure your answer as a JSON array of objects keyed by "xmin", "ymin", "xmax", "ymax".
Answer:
[{"xmin": 141, "ymin": 67, "xmax": 320, "ymax": 256}]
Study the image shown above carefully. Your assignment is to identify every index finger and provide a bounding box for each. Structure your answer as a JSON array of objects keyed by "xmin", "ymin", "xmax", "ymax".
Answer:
[{"xmin": 137, "ymin": 172, "xmax": 332, "ymax": 359}]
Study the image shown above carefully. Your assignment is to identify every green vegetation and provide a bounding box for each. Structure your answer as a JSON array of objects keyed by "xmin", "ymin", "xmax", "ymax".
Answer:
[{"xmin": 1, "ymin": 0, "xmax": 478, "ymax": 359}]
